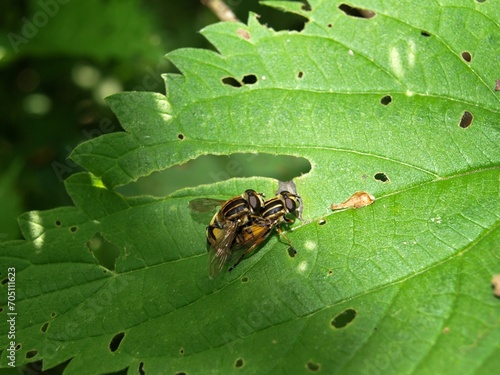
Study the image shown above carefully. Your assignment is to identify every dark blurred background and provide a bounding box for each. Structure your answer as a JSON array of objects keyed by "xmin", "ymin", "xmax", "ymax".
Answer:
[{"xmin": 0, "ymin": 0, "xmax": 310, "ymax": 242}]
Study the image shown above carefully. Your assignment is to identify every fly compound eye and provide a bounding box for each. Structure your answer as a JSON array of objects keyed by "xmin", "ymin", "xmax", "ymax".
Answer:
[
  {"xmin": 248, "ymin": 194, "xmax": 260, "ymax": 211},
  {"xmin": 245, "ymin": 190, "xmax": 263, "ymax": 212},
  {"xmin": 284, "ymin": 196, "xmax": 296, "ymax": 212}
]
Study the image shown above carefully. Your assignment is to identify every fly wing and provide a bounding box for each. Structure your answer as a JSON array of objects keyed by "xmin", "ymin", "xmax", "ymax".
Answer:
[
  {"xmin": 189, "ymin": 198, "xmax": 226, "ymax": 213},
  {"xmin": 228, "ymin": 220, "xmax": 274, "ymax": 272},
  {"xmin": 189, "ymin": 198, "xmax": 226, "ymax": 225},
  {"xmin": 275, "ymin": 180, "xmax": 303, "ymax": 221},
  {"xmin": 208, "ymin": 220, "xmax": 238, "ymax": 279}
]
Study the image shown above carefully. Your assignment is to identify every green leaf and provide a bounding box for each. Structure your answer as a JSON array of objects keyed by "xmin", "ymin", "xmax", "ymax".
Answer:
[{"xmin": 1, "ymin": 0, "xmax": 499, "ymax": 374}]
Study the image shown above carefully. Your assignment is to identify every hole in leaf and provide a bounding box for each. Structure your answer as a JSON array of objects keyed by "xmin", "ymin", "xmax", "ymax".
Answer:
[
  {"xmin": 26, "ymin": 350, "xmax": 38, "ymax": 359},
  {"xmin": 86, "ymin": 232, "xmax": 121, "ymax": 271},
  {"xmin": 495, "ymin": 80, "xmax": 500, "ymax": 91},
  {"xmin": 327, "ymin": 270, "xmax": 333, "ymax": 276},
  {"xmin": 235, "ymin": 358, "xmax": 244, "ymax": 368},
  {"xmin": 297, "ymin": 71, "xmax": 304, "ymax": 78},
  {"xmin": 22, "ymin": 361, "xmax": 43, "ymax": 374},
  {"xmin": 178, "ymin": 133, "xmax": 185, "ymax": 140},
  {"xmin": 301, "ymin": 1, "xmax": 312, "ymax": 11},
  {"xmin": 338, "ymin": 3, "xmax": 375, "ymax": 18},
  {"xmin": 242, "ymin": 74, "xmax": 257, "ymax": 85},
  {"xmin": 288, "ymin": 247, "xmax": 297, "ymax": 258},
  {"xmin": 55, "ymin": 220, "xmax": 62, "ymax": 227},
  {"xmin": 306, "ymin": 361, "xmax": 320, "ymax": 372},
  {"xmin": 0, "ymin": 306, "xmax": 3, "ymax": 313},
  {"xmin": 29, "ymin": 359, "xmax": 73, "ymax": 374},
  {"xmin": 70, "ymin": 226, "xmax": 77, "ymax": 233},
  {"xmin": 179, "ymin": 347, "xmax": 185, "ymax": 355},
  {"xmin": 380, "ymin": 95, "xmax": 392, "ymax": 105},
  {"xmin": 476, "ymin": 0, "xmax": 486, "ymax": 3},
  {"xmin": 222, "ymin": 77, "xmax": 242, "ymax": 88},
  {"xmin": 318, "ymin": 219, "xmax": 326, "ymax": 225},
  {"xmin": 109, "ymin": 332, "xmax": 125, "ymax": 352},
  {"xmin": 1, "ymin": 278, "xmax": 7, "ymax": 285},
  {"xmin": 374, "ymin": 172, "xmax": 390, "ymax": 183},
  {"xmin": 253, "ymin": 6, "xmax": 308, "ymax": 32},
  {"xmin": 175, "ymin": 372, "xmax": 187, "ymax": 375},
  {"xmin": 461, "ymin": 51, "xmax": 472, "ymax": 63},
  {"xmin": 459, "ymin": 111, "xmax": 473, "ymax": 128},
  {"xmin": 15, "ymin": 343, "xmax": 21, "ymax": 350},
  {"xmin": 420, "ymin": 31, "xmax": 431, "ymax": 37},
  {"xmin": 139, "ymin": 362, "xmax": 145, "ymax": 375},
  {"xmin": 331, "ymin": 308, "xmax": 357, "ymax": 328},
  {"xmin": 51, "ymin": 359, "xmax": 72, "ymax": 373},
  {"xmin": 327, "ymin": 23, "xmax": 333, "ymax": 28},
  {"xmin": 41, "ymin": 322, "xmax": 49, "ymax": 333},
  {"xmin": 119, "ymin": 153, "xmax": 311, "ymax": 197},
  {"xmin": 51, "ymin": 312, "xmax": 56, "ymax": 318},
  {"xmin": 241, "ymin": 276, "xmax": 249, "ymax": 283}
]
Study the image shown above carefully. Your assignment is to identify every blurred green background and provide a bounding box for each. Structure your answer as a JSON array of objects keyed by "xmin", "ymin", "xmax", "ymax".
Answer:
[{"xmin": 0, "ymin": 0, "xmax": 311, "ymax": 243}]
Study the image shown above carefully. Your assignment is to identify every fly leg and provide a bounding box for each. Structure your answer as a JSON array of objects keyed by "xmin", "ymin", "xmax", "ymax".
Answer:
[
  {"xmin": 276, "ymin": 224, "xmax": 297, "ymax": 254},
  {"xmin": 228, "ymin": 241, "xmax": 262, "ymax": 272}
]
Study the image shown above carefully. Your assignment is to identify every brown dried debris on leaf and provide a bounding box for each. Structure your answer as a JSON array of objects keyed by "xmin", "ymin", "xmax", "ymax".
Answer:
[
  {"xmin": 331, "ymin": 191, "xmax": 375, "ymax": 211},
  {"xmin": 492, "ymin": 274, "xmax": 500, "ymax": 298}
]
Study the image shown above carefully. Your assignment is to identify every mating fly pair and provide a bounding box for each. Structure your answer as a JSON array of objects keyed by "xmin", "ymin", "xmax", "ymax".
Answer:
[{"xmin": 190, "ymin": 182, "xmax": 303, "ymax": 278}]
